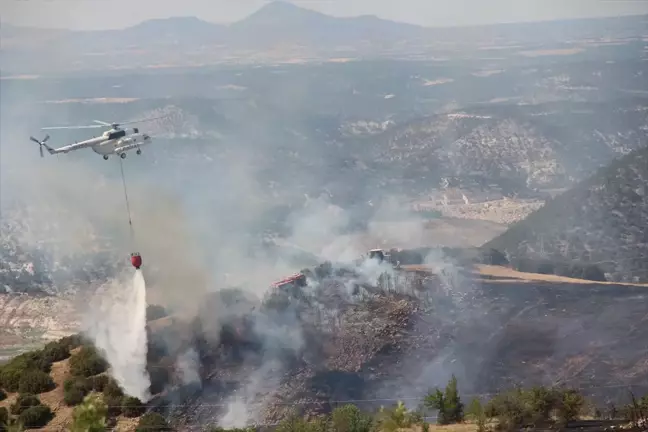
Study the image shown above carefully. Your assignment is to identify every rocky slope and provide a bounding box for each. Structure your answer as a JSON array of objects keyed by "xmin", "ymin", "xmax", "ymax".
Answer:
[
  {"xmin": 485, "ymin": 145, "xmax": 648, "ymax": 282},
  {"xmin": 137, "ymin": 261, "xmax": 648, "ymax": 428},
  {"xmin": 0, "ymin": 295, "xmax": 78, "ymax": 362},
  {"xmin": 365, "ymin": 100, "xmax": 648, "ymax": 198}
]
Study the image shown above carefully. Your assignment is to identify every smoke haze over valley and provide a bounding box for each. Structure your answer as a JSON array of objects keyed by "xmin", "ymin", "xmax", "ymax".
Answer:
[{"xmin": 1, "ymin": 2, "xmax": 648, "ymax": 430}]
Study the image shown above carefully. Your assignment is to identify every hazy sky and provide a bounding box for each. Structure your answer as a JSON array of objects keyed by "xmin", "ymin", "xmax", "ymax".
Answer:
[{"xmin": 3, "ymin": 0, "xmax": 648, "ymax": 30}]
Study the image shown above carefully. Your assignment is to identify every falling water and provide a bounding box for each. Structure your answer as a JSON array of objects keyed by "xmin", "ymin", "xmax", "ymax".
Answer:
[{"xmin": 85, "ymin": 269, "xmax": 151, "ymax": 402}]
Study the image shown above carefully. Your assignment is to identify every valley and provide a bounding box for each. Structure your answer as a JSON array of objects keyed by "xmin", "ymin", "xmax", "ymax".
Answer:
[{"xmin": 0, "ymin": 3, "xmax": 647, "ymax": 430}]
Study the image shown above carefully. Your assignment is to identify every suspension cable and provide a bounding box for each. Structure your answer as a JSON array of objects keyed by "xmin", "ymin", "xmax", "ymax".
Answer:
[{"xmin": 118, "ymin": 158, "xmax": 136, "ymax": 246}]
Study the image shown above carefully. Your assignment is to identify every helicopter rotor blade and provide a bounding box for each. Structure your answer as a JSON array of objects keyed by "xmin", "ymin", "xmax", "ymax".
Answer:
[
  {"xmin": 39, "ymin": 145, "xmax": 44, "ymax": 158},
  {"xmin": 41, "ymin": 125, "xmax": 105, "ymax": 130},
  {"xmin": 93, "ymin": 120, "xmax": 113, "ymax": 126},
  {"xmin": 117, "ymin": 114, "xmax": 170, "ymax": 126}
]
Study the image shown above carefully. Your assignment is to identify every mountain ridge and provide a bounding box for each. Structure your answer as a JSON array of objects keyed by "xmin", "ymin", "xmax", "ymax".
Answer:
[
  {"xmin": 1, "ymin": 3, "xmax": 647, "ymax": 74},
  {"xmin": 485, "ymin": 144, "xmax": 648, "ymax": 282}
]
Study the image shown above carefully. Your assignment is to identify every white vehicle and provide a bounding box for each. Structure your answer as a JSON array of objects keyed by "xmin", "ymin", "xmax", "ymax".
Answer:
[{"xmin": 29, "ymin": 117, "xmax": 165, "ymax": 161}]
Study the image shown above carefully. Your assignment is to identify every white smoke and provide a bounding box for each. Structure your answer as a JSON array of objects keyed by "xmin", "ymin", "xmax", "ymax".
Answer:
[
  {"xmin": 84, "ymin": 269, "xmax": 151, "ymax": 402},
  {"xmin": 176, "ymin": 347, "xmax": 201, "ymax": 387}
]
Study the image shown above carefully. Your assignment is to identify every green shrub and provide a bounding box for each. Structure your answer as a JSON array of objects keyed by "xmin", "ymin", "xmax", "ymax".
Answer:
[
  {"xmin": 64, "ymin": 377, "xmax": 91, "ymax": 393},
  {"xmin": 104, "ymin": 393, "xmax": 123, "ymax": 417},
  {"xmin": 466, "ymin": 398, "xmax": 487, "ymax": 432},
  {"xmin": 64, "ymin": 386, "xmax": 86, "ymax": 407},
  {"xmin": 0, "ymin": 388, "xmax": 6, "ymax": 402},
  {"xmin": 331, "ymin": 404, "xmax": 374, "ymax": 432},
  {"xmin": 10, "ymin": 394, "xmax": 41, "ymax": 415},
  {"xmin": 376, "ymin": 401, "xmax": 417, "ymax": 432},
  {"xmin": 18, "ymin": 404, "xmax": 53, "ymax": 428},
  {"xmin": 90, "ymin": 375, "xmax": 110, "ymax": 392},
  {"xmin": 276, "ymin": 414, "xmax": 328, "ymax": 432},
  {"xmin": 11, "ymin": 351, "xmax": 52, "ymax": 373},
  {"xmin": 63, "ymin": 377, "xmax": 93, "ymax": 407},
  {"xmin": 483, "ymin": 386, "xmax": 577, "ymax": 431},
  {"xmin": 0, "ymin": 351, "xmax": 53, "ymax": 391},
  {"xmin": 42, "ymin": 340, "xmax": 71, "ymax": 362},
  {"xmin": 122, "ymin": 396, "xmax": 146, "ymax": 418},
  {"xmin": 70, "ymin": 393, "xmax": 108, "ymax": 432},
  {"xmin": 136, "ymin": 412, "xmax": 171, "ymax": 432},
  {"xmin": 58, "ymin": 334, "xmax": 84, "ymax": 352},
  {"xmin": 0, "ymin": 406, "xmax": 8, "ymax": 425},
  {"xmin": 103, "ymin": 378, "xmax": 124, "ymax": 398},
  {"xmin": 0, "ymin": 367, "xmax": 22, "ymax": 392},
  {"xmin": 555, "ymin": 388, "xmax": 585, "ymax": 426},
  {"xmin": 18, "ymin": 370, "xmax": 55, "ymax": 394},
  {"xmin": 69, "ymin": 346, "xmax": 108, "ymax": 377}
]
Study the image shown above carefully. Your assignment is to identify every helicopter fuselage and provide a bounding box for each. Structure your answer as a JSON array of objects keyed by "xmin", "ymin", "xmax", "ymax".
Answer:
[{"xmin": 51, "ymin": 127, "xmax": 151, "ymax": 156}]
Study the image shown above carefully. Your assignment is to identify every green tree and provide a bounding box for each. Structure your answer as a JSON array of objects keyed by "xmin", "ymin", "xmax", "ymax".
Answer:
[
  {"xmin": 424, "ymin": 375, "xmax": 464, "ymax": 425},
  {"xmin": 484, "ymin": 388, "xmax": 528, "ymax": 431},
  {"xmin": 70, "ymin": 393, "xmax": 108, "ymax": 432},
  {"xmin": 555, "ymin": 388, "xmax": 585, "ymax": 426},
  {"xmin": 424, "ymin": 389, "xmax": 446, "ymax": 424},
  {"xmin": 525, "ymin": 386, "xmax": 557, "ymax": 425},
  {"xmin": 466, "ymin": 398, "xmax": 487, "ymax": 432},
  {"xmin": 331, "ymin": 404, "xmax": 374, "ymax": 432},
  {"xmin": 136, "ymin": 412, "xmax": 171, "ymax": 432}
]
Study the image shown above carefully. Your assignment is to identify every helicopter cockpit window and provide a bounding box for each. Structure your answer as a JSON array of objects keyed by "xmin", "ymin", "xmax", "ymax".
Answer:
[{"xmin": 108, "ymin": 130, "xmax": 127, "ymax": 140}]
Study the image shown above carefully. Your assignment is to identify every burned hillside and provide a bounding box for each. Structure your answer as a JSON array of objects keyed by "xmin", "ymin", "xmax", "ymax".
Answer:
[
  {"xmin": 142, "ymin": 256, "xmax": 648, "ymax": 428},
  {"xmin": 485, "ymin": 144, "xmax": 648, "ymax": 282}
]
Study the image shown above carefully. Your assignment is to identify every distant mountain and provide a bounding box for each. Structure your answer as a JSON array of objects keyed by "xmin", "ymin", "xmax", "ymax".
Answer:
[
  {"xmin": 485, "ymin": 145, "xmax": 648, "ymax": 282},
  {"xmin": 228, "ymin": 1, "xmax": 425, "ymax": 48},
  {"xmin": 1, "ymin": 2, "xmax": 647, "ymax": 74}
]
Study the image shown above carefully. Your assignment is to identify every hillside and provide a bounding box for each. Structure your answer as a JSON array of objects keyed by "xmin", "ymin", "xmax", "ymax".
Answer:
[
  {"xmin": 2, "ymin": 262, "xmax": 648, "ymax": 430},
  {"xmin": 485, "ymin": 144, "xmax": 648, "ymax": 282},
  {"xmin": 365, "ymin": 99, "xmax": 648, "ymax": 197},
  {"xmin": 0, "ymin": 339, "xmax": 168, "ymax": 431},
  {"xmin": 140, "ymin": 262, "xmax": 648, "ymax": 427}
]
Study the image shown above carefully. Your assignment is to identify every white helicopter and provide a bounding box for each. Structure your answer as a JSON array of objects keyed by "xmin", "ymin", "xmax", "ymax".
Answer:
[{"xmin": 29, "ymin": 116, "xmax": 166, "ymax": 161}]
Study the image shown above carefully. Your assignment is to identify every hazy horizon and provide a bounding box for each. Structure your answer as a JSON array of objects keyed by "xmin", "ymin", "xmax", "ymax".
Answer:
[{"xmin": 3, "ymin": 0, "xmax": 648, "ymax": 31}]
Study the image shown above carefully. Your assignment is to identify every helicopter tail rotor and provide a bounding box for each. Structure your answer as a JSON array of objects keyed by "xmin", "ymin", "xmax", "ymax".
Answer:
[{"xmin": 29, "ymin": 134, "xmax": 52, "ymax": 158}]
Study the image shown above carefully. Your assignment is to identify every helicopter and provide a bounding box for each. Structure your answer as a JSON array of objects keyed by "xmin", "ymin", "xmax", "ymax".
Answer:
[{"xmin": 29, "ymin": 116, "xmax": 166, "ymax": 161}]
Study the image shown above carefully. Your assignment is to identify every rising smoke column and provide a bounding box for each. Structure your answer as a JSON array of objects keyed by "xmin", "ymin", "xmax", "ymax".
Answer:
[{"xmin": 84, "ymin": 269, "xmax": 151, "ymax": 402}]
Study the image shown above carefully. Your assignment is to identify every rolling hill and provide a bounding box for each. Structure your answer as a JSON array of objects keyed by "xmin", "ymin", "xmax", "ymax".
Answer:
[{"xmin": 485, "ymin": 144, "xmax": 648, "ymax": 282}]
